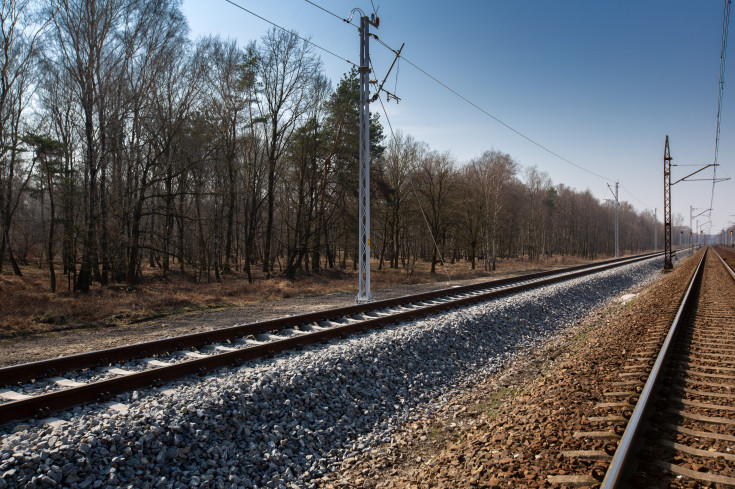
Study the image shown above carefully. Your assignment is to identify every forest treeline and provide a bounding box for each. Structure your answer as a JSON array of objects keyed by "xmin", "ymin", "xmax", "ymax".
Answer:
[{"xmin": 1, "ymin": 0, "xmax": 666, "ymax": 293}]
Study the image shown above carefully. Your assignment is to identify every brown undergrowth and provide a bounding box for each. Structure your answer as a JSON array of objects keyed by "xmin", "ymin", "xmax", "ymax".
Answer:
[{"xmin": 0, "ymin": 254, "xmax": 591, "ymax": 340}]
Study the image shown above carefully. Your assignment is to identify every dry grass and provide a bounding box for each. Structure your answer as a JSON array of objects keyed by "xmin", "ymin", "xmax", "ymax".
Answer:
[{"xmin": 0, "ymin": 254, "xmax": 589, "ymax": 340}]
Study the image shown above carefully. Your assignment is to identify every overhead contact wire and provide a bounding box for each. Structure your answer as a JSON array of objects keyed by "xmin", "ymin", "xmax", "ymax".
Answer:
[
  {"xmin": 301, "ymin": 0, "xmax": 615, "ymax": 184},
  {"xmin": 373, "ymin": 38, "xmax": 615, "ymax": 183},
  {"xmin": 224, "ymin": 0, "xmax": 357, "ymax": 67},
  {"xmin": 709, "ymin": 0, "xmax": 731, "ymax": 217},
  {"xmin": 303, "ymin": 0, "xmax": 356, "ymax": 26},
  {"xmin": 620, "ymin": 184, "xmax": 652, "ymax": 209},
  {"xmin": 370, "ymin": 59, "xmax": 453, "ymax": 284},
  {"xmin": 376, "ymin": 90, "xmax": 453, "ymax": 285}
]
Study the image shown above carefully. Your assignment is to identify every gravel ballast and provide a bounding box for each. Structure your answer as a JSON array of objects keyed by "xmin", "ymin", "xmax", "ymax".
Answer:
[{"xmin": 0, "ymin": 257, "xmax": 665, "ymax": 489}]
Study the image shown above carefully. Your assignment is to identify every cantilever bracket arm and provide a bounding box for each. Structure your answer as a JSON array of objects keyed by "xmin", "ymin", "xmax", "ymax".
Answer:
[
  {"xmin": 678, "ymin": 177, "xmax": 731, "ymax": 183},
  {"xmin": 672, "ymin": 163, "xmax": 717, "ymax": 185},
  {"xmin": 370, "ymin": 42, "xmax": 404, "ymax": 103}
]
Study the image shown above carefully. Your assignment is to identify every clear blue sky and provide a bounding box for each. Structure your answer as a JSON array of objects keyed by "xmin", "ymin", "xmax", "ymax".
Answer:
[{"xmin": 182, "ymin": 0, "xmax": 734, "ymax": 237}]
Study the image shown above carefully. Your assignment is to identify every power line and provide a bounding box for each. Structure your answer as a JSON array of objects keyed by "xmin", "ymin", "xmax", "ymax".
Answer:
[
  {"xmin": 372, "ymin": 37, "xmax": 616, "ymax": 183},
  {"xmin": 223, "ymin": 0, "xmax": 357, "ymax": 67},
  {"xmin": 709, "ymin": 0, "xmax": 731, "ymax": 217},
  {"xmin": 620, "ymin": 184, "xmax": 652, "ymax": 209},
  {"xmin": 300, "ymin": 0, "xmax": 614, "ymax": 183},
  {"xmin": 303, "ymin": 0, "xmax": 355, "ymax": 26},
  {"xmin": 375, "ymin": 89, "xmax": 453, "ymax": 285}
]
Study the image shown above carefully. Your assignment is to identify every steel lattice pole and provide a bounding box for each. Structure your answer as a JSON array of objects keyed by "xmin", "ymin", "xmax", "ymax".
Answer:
[
  {"xmin": 607, "ymin": 182, "xmax": 620, "ymax": 258},
  {"xmin": 356, "ymin": 16, "xmax": 372, "ymax": 302},
  {"xmin": 663, "ymin": 136, "xmax": 673, "ymax": 269}
]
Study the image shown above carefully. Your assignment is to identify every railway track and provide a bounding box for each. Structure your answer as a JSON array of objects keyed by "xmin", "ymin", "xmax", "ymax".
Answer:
[
  {"xmin": 0, "ymin": 252, "xmax": 660, "ymax": 428},
  {"xmin": 555, "ymin": 247, "xmax": 735, "ymax": 488}
]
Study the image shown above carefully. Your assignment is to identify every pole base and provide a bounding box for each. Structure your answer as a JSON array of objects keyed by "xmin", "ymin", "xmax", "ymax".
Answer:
[{"xmin": 355, "ymin": 294, "xmax": 373, "ymax": 304}]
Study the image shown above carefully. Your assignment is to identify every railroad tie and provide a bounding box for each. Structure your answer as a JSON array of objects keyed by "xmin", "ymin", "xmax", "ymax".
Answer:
[
  {"xmin": 546, "ymin": 475, "xmax": 599, "ymax": 487},
  {"xmin": 572, "ymin": 430, "xmax": 620, "ymax": 440},
  {"xmin": 0, "ymin": 390, "xmax": 31, "ymax": 401},
  {"xmin": 105, "ymin": 367, "xmax": 134, "ymax": 376},
  {"xmin": 664, "ymin": 407, "xmax": 735, "ymax": 425},
  {"xmin": 560, "ymin": 450, "xmax": 611, "ymax": 460},
  {"xmin": 651, "ymin": 460, "xmax": 735, "ymax": 487},
  {"xmin": 50, "ymin": 377, "xmax": 85, "ymax": 388}
]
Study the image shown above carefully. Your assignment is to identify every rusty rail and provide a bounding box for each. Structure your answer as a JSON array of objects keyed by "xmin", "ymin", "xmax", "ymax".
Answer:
[{"xmin": 0, "ymin": 252, "xmax": 662, "ymax": 427}]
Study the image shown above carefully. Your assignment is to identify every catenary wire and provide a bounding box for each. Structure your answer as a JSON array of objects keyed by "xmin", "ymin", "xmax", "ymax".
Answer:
[
  {"xmin": 300, "ymin": 0, "xmax": 615, "ymax": 183},
  {"xmin": 709, "ymin": 0, "xmax": 731, "ymax": 218},
  {"xmin": 620, "ymin": 184, "xmax": 652, "ymax": 209},
  {"xmin": 303, "ymin": 0, "xmax": 356, "ymax": 26},
  {"xmin": 303, "ymin": 0, "xmax": 665, "ymax": 215},
  {"xmin": 373, "ymin": 38, "xmax": 616, "ymax": 183},
  {"xmin": 224, "ymin": 0, "xmax": 357, "ymax": 67},
  {"xmin": 371, "ymin": 60, "xmax": 454, "ymax": 284}
]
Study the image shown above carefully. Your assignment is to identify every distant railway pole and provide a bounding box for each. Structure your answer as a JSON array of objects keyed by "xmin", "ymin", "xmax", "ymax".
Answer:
[
  {"xmin": 654, "ymin": 208, "xmax": 657, "ymax": 251},
  {"xmin": 663, "ymin": 136, "xmax": 673, "ymax": 269},
  {"xmin": 607, "ymin": 181, "xmax": 620, "ymax": 258},
  {"xmin": 690, "ymin": 206, "xmax": 695, "ymax": 252},
  {"xmin": 665, "ymin": 132, "xmax": 729, "ymax": 265}
]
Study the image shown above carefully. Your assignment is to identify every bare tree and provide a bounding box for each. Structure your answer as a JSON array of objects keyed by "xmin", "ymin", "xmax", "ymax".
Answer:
[
  {"xmin": 255, "ymin": 28, "xmax": 321, "ymax": 277},
  {"xmin": 202, "ymin": 37, "xmax": 258, "ymax": 274},
  {"xmin": 467, "ymin": 150, "xmax": 517, "ymax": 270},
  {"xmin": 47, "ymin": 0, "xmax": 131, "ymax": 291},
  {"xmin": 119, "ymin": 0, "xmax": 192, "ymax": 285},
  {"xmin": 281, "ymin": 73, "xmax": 330, "ymax": 278},
  {"xmin": 416, "ymin": 150, "xmax": 457, "ymax": 274},
  {"xmin": 25, "ymin": 133, "xmax": 64, "ymax": 291},
  {"xmin": 0, "ymin": 0, "xmax": 46, "ymax": 275},
  {"xmin": 376, "ymin": 131, "xmax": 422, "ymax": 269},
  {"xmin": 38, "ymin": 56, "xmax": 81, "ymax": 288}
]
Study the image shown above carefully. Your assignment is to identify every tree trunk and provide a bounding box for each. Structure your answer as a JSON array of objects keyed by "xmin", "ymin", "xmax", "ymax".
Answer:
[
  {"xmin": 46, "ymin": 162, "xmax": 57, "ymax": 292},
  {"xmin": 77, "ymin": 103, "xmax": 98, "ymax": 293},
  {"xmin": 126, "ymin": 194, "xmax": 144, "ymax": 285},
  {"xmin": 2, "ymin": 222, "xmax": 22, "ymax": 276},
  {"xmin": 263, "ymin": 155, "xmax": 276, "ymax": 277}
]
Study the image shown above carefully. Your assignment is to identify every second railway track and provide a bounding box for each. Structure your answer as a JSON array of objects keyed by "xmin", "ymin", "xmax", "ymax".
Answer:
[
  {"xmin": 605, "ymin": 247, "xmax": 735, "ymax": 487},
  {"xmin": 555, "ymin": 247, "xmax": 735, "ymax": 488}
]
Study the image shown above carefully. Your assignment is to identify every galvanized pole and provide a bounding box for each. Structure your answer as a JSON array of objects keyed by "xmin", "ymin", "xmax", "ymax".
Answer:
[
  {"xmin": 654, "ymin": 208, "xmax": 657, "ymax": 252},
  {"xmin": 607, "ymin": 182, "xmax": 620, "ymax": 258},
  {"xmin": 689, "ymin": 206, "xmax": 694, "ymax": 252},
  {"xmin": 615, "ymin": 181, "xmax": 619, "ymax": 258},
  {"xmin": 356, "ymin": 15, "xmax": 373, "ymax": 303}
]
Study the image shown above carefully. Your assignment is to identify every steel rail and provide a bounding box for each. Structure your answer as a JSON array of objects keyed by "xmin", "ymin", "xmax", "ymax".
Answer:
[
  {"xmin": 601, "ymin": 249, "xmax": 708, "ymax": 488},
  {"xmin": 0, "ymin": 252, "xmax": 659, "ymax": 387},
  {"xmin": 713, "ymin": 246, "xmax": 735, "ymax": 281},
  {"xmin": 0, "ymin": 252, "xmax": 661, "ymax": 427}
]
